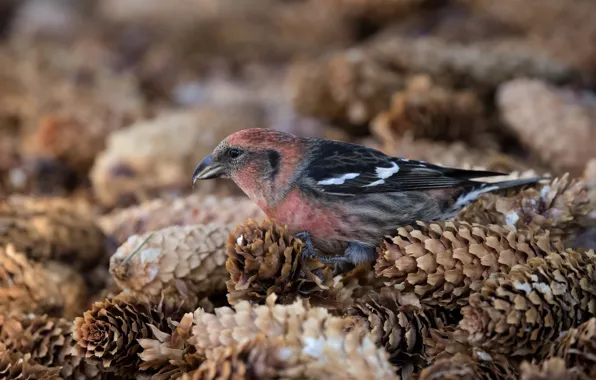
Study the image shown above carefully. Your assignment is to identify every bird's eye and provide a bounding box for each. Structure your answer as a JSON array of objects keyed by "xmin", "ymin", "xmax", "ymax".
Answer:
[{"xmin": 227, "ymin": 148, "xmax": 242, "ymax": 159}]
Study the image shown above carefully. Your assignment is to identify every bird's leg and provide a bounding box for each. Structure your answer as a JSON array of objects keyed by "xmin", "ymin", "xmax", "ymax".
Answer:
[{"xmin": 296, "ymin": 231, "xmax": 317, "ymax": 259}]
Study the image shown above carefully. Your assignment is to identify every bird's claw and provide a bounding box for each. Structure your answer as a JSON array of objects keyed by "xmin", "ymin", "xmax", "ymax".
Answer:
[{"xmin": 296, "ymin": 231, "xmax": 316, "ymax": 259}]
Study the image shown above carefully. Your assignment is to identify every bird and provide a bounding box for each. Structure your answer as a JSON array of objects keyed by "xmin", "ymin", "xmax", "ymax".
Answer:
[{"xmin": 192, "ymin": 128, "xmax": 544, "ymax": 271}]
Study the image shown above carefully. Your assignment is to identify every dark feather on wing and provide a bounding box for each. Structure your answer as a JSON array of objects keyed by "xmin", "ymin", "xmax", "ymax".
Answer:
[{"xmin": 305, "ymin": 139, "xmax": 505, "ymax": 196}]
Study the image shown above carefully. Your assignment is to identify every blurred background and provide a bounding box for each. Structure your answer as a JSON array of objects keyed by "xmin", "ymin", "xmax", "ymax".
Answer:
[{"xmin": 0, "ymin": 0, "xmax": 595, "ymax": 212}]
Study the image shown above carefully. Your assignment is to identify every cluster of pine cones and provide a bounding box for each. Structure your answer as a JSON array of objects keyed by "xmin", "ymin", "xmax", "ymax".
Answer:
[{"xmin": 0, "ymin": 171, "xmax": 595, "ymax": 379}]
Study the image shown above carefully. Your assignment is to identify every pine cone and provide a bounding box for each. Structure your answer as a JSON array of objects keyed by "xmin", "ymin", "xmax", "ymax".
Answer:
[
  {"xmin": 371, "ymin": 75, "xmax": 490, "ymax": 146},
  {"xmin": 90, "ymin": 105, "xmax": 264, "ymax": 207},
  {"xmin": 375, "ymin": 221, "xmax": 558, "ymax": 308},
  {"xmin": 347, "ymin": 287, "xmax": 446, "ymax": 372},
  {"xmin": 459, "ymin": 250, "xmax": 596, "ymax": 357},
  {"xmin": 497, "ymin": 79, "xmax": 596, "ymax": 175},
  {"xmin": 519, "ymin": 358, "xmax": 583, "ymax": 380},
  {"xmin": 367, "ymin": 34, "xmax": 580, "ymax": 90},
  {"xmin": 109, "ymin": 224, "xmax": 231, "ymax": 299},
  {"xmin": 287, "ymin": 46, "xmax": 406, "ymax": 127},
  {"xmin": 0, "ymin": 196, "xmax": 107, "ymax": 271},
  {"xmin": 457, "ymin": 175, "xmax": 591, "ymax": 242},
  {"xmin": 138, "ymin": 313, "xmax": 204, "ymax": 379},
  {"xmin": 44, "ymin": 262, "xmax": 88, "ymax": 319},
  {"xmin": 0, "ymin": 245, "xmax": 66, "ymax": 317},
  {"xmin": 0, "ymin": 314, "xmax": 103, "ymax": 380},
  {"xmin": 189, "ymin": 293, "xmax": 398, "ymax": 379},
  {"xmin": 549, "ymin": 318, "xmax": 596, "ymax": 378},
  {"xmin": 179, "ymin": 335, "xmax": 288, "ymax": 380},
  {"xmin": 99, "ymin": 194, "xmax": 264, "ymax": 244},
  {"xmin": 416, "ymin": 350, "xmax": 518, "ymax": 380},
  {"xmin": 0, "ymin": 348, "xmax": 61, "ymax": 380},
  {"xmin": 226, "ymin": 219, "xmax": 338, "ymax": 307},
  {"xmin": 72, "ymin": 293, "xmax": 191, "ymax": 377}
]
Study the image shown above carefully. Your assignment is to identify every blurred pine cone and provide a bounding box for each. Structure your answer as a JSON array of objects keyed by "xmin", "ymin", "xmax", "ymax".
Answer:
[
  {"xmin": 371, "ymin": 75, "xmax": 491, "ymax": 146},
  {"xmin": 347, "ymin": 287, "xmax": 447, "ymax": 373},
  {"xmin": 549, "ymin": 318, "xmax": 596, "ymax": 378},
  {"xmin": 0, "ymin": 245, "xmax": 66, "ymax": 317},
  {"xmin": 460, "ymin": 250, "xmax": 596, "ymax": 357},
  {"xmin": 0, "ymin": 196, "xmax": 107, "ymax": 271},
  {"xmin": 0, "ymin": 314, "xmax": 103, "ymax": 380},
  {"xmin": 226, "ymin": 219, "xmax": 337, "ymax": 307},
  {"xmin": 416, "ymin": 350, "xmax": 518, "ymax": 380},
  {"xmin": 72, "ymin": 293, "xmax": 191, "ymax": 377},
  {"xmin": 375, "ymin": 221, "xmax": 558, "ymax": 308},
  {"xmin": 99, "ymin": 194, "xmax": 264, "ymax": 244},
  {"xmin": 90, "ymin": 105, "xmax": 264, "ymax": 207},
  {"xmin": 457, "ymin": 175, "xmax": 592, "ymax": 243},
  {"xmin": 109, "ymin": 224, "xmax": 231, "ymax": 299},
  {"xmin": 497, "ymin": 79, "xmax": 596, "ymax": 175},
  {"xmin": 0, "ymin": 348, "xmax": 61, "ymax": 380},
  {"xmin": 519, "ymin": 358, "xmax": 583, "ymax": 380}
]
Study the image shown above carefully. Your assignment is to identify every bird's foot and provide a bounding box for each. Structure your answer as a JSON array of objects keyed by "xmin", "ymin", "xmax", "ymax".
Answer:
[{"xmin": 296, "ymin": 231, "xmax": 317, "ymax": 259}]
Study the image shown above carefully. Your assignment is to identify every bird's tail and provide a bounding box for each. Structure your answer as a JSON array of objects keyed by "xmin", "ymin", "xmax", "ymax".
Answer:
[{"xmin": 452, "ymin": 176, "xmax": 547, "ymax": 211}]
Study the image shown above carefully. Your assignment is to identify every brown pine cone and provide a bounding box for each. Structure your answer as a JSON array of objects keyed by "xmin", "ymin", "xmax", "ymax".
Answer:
[
  {"xmin": 549, "ymin": 318, "xmax": 596, "ymax": 378},
  {"xmin": 179, "ymin": 335, "xmax": 288, "ymax": 380},
  {"xmin": 460, "ymin": 250, "xmax": 596, "ymax": 357},
  {"xmin": 287, "ymin": 46, "xmax": 406, "ymax": 127},
  {"xmin": 226, "ymin": 219, "xmax": 338, "ymax": 307},
  {"xmin": 457, "ymin": 175, "xmax": 591, "ymax": 245},
  {"xmin": 189, "ymin": 293, "xmax": 398, "ymax": 379},
  {"xmin": 416, "ymin": 350, "xmax": 518, "ymax": 380},
  {"xmin": 138, "ymin": 312, "xmax": 204, "ymax": 379},
  {"xmin": 0, "ymin": 314, "xmax": 103, "ymax": 380},
  {"xmin": 109, "ymin": 224, "xmax": 231, "ymax": 299},
  {"xmin": 0, "ymin": 196, "xmax": 107, "ymax": 271},
  {"xmin": 72, "ymin": 293, "xmax": 191, "ymax": 377},
  {"xmin": 90, "ymin": 105, "xmax": 264, "ymax": 207},
  {"xmin": 0, "ymin": 245, "xmax": 66, "ymax": 317},
  {"xmin": 375, "ymin": 221, "xmax": 558, "ymax": 308},
  {"xmin": 99, "ymin": 194, "xmax": 264, "ymax": 244},
  {"xmin": 519, "ymin": 358, "xmax": 584, "ymax": 380},
  {"xmin": 347, "ymin": 287, "xmax": 447, "ymax": 372},
  {"xmin": 371, "ymin": 75, "xmax": 490, "ymax": 146},
  {"xmin": 497, "ymin": 79, "xmax": 596, "ymax": 175},
  {"xmin": 0, "ymin": 348, "xmax": 61, "ymax": 380}
]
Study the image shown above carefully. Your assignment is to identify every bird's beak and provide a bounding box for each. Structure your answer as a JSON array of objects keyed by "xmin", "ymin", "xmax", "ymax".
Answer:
[{"xmin": 192, "ymin": 154, "xmax": 225, "ymax": 184}]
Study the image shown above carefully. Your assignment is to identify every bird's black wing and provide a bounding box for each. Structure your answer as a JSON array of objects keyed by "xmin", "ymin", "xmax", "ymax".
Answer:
[{"xmin": 304, "ymin": 140, "xmax": 505, "ymax": 196}]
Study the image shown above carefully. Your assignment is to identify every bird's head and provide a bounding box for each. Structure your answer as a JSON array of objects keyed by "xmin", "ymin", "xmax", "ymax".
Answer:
[{"xmin": 192, "ymin": 128, "xmax": 304, "ymax": 204}]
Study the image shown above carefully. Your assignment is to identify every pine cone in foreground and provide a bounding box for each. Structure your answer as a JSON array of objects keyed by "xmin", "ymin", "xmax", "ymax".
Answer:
[
  {"xmin": 226, "ymin": 219, "xmax": 338, "ymax": 308},
  {"xmin": 138, "ymin": 313, "xmax": 204, "ymax": 379},
  {"xmin": 179, "ymin": 335, "xmax": 288, "ymax": 380},
  {"xmin": 460, "ymin": 250, "xmax": 596, "ymax": 357},
  {"xmin": 0, "ymin": 245, "xmax": 66, "ymax": 317},
  {"xmin": 72, "ymin": 293, "xmax": 191, "ymax": 377},
  {"xmin": 0, "ymin": 348, "xmax": 61, "ymax": 380},
  {"xmin": 549, "ymin": 317, "xmax": 596, "ymax": 378},
  {"xmin": 0, "ymin": 314, "xmax": 103, "ymax": 380},
  {"xmin": 457, "ymin": 175, "xmax": 591, "ymax": 243},
  {"xmin": 519, "ymin": 358, "xmax": 584, "ymax": 380},
  {"xmin": 109, "ymin": 224, "xmax": 231, "ymax": 299},
  {"xmin": 347, "ymin": 287, "xmax": 446, "ymax": 372},
  {"xmin": 0, "ymin": 197, "xmax": 107, "ymax": 271},
  {"xmin": 375, "ymin": 221, "xmax": 558, "ymax": 308},
  {"xmin": 189, "ymin": 294, "xmax": 397, "ymax": 379},
  {"xmin": 98, "ymin": 194, "xmax": 264, "ymax": 244},
  {"xmin": 416, "ymin": 350, "xmax": 518, "ymax": 380}
]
